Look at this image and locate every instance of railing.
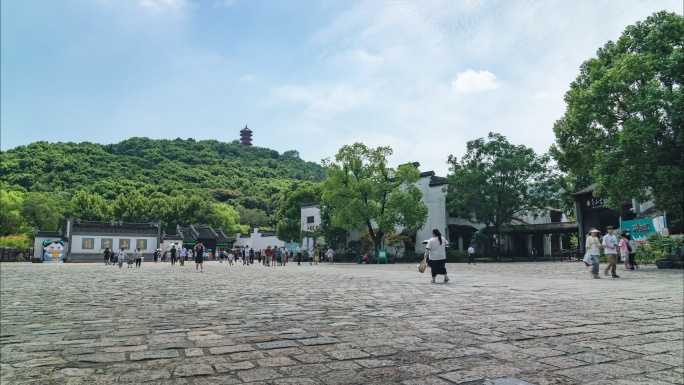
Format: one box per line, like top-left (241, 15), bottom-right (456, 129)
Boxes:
top-left (0, 247), bottom-right (32, 262)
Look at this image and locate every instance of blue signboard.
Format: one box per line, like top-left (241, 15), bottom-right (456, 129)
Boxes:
top-left (284, 243), bottom-right (300, 253)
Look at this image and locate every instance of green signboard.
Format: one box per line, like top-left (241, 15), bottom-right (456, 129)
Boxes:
top-left (621, 216), bottom-right (666, 241)
top-left (377, 248), bottom-right (388, 264)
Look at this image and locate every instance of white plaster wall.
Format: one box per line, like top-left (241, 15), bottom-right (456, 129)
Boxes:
top-left (233, 229), bottom-right (285, 251)
top-left (70, 235), bottom-right (157, 254)
top-left (416, 182), bottom-right (449, 248)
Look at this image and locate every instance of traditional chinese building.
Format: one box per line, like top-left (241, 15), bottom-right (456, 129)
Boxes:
top-left (162, 224), bottom-right (235, 254)
top-left (240, 125), bottom-right (253, 146)
top-left (63, 215), bottom-right (162, 262)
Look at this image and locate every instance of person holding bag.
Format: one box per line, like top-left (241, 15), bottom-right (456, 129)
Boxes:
top-left (585, 228), bottom-right (603, 279)
top-left (424, 229), bottom-right (449, 284)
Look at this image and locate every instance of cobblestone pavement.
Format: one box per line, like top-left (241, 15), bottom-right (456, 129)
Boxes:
top-left (1, 261), bottom-right (682, 385)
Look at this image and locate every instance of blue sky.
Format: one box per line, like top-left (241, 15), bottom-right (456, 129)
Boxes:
top-left (2, 0), bottom-right (679, 175)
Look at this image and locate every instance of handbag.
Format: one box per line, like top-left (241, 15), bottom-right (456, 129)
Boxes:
top-left (582, 253), bottom-right (593, 266)
top-left (418, 259), bottom-right (427, 273)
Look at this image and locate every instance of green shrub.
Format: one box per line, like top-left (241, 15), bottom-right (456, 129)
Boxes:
top-left (636, 233), bottom-right (684, 264)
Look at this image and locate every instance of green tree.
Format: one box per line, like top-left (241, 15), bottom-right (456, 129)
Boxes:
top-left (0, 190), bottom-right (27, 235)
top-left (446, 133), bottom-right (558, 260)
top-left (316, 203), bottom-right (348, 249)
top-left (551, 11), bottom-right (684, 227)
top-left (71, 191), bottom-right (112, 221)
top-left (321, 143), bottom-right (428, 253)
top-left (275, 182), bottom-right (322, 242)
top-left (21, 193), bottom-right (64, 231)
top-left (208, 203), bottom-right (245, 234)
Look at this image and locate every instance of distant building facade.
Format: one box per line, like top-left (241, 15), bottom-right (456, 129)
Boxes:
top-left (162, 224), bottom-right (235, 254)
top-left (300, 163), bottom-right (575, 257)
top-left (233, 228), bottom-right (285, 252)
top-left (63, 216), bottom-right (162, 262)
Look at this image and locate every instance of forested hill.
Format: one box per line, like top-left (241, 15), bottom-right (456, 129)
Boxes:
top-left (0, 137), bottom-right (325, 235)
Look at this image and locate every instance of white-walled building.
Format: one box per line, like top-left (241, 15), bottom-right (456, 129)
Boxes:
top-left (63, 216), bottom-right (162, 262)
top-left (233, 228), bottom-right (285, 252)
top-left (300, 163), bottom-right (576, 257)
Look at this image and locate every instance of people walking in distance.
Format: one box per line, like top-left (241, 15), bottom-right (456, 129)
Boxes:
top-left (626, 231), bottom-right (639, 270)
top-left (532, 247), bottom-right (538, 262)
top-left (296, 245), bottom-right (303, 265)
top-left (264, 246), bottom-right (271, 266)
top-left (153, 249), bottom-right (159, 263)
top-left (187, 248), bottom-right (194, 263)
top-left (619, 231), bottom-right (630, 271)
top-left (603, 226), bottom-right (619, 278)
top-left (272, 246), bottom-right (278, 266)
top-left (425, 229), bottom-right (449, 284)
top-left (309, 247), bottom-right (315, 265)
top-left (134, 248), bottom-right (143, 268)
top-left (228, 250), bottom-right (235, 266)
top-left (127, 252), bottom-right (135, 268)
top-left (103, 247), bottom-right (110, 265)
top-left (117, 247), bottom-right (126, 268)
top-left (314, 247), bottom-right (320, 265)
top-left (195, 243), bottom-right (205, 273)
top-left (327, 247), bottom-right (334, 265)
top-left (170, 245), bottom-right (178, 266)
top-left (586, 228), bottom-right (603, 279)
top-left (248, 247), bottom-right (255, 265)
top-left (467, 245), bottom-right (475, 265)
top-left (276, 246), bottom-right (283, 266)
top-left (312, 246), bottom-right (319, 265)
top-left (179, 247), bottom-right (186, 266)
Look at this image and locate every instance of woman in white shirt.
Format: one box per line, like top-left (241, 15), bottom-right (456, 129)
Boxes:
top-left (424, 229), bottom-right (449, 284)
top-left (585, 228), bottom-right (603, 279)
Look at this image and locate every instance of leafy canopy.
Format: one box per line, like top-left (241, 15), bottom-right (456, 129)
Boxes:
top-left (551, 11), bottom-right (684, 224)
top-left (446, 133), bottom-right (558, 237)
top-left (321, 143), bottom-right (427, 250)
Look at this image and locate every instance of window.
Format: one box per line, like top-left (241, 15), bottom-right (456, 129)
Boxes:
top-left (307, 216), bottom-right (315, 224)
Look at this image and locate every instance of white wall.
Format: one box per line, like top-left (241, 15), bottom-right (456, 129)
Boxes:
top-left (233, 228), bottom-right (285, 252)
top-left (414, 178), bottom-right (449, 250)
top-left (70, 235), bottom-right (157, 255)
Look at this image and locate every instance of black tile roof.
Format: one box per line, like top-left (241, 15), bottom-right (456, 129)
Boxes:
top-left (34, 230), bottom-right (63, 238)
top-left (639, 207), bottom-right (663, 218)
top-left (429, 175), bottom-right (447, 187)
top-left (192, 225), bottom-right (218, 239)
top-left (572, 184), bottom-right (596, 196)
top-left (499, 222), bottom-right (579, 234)
top-left (71, 220), bottom-right (159, 235)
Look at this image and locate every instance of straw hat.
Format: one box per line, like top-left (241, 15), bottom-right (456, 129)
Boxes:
top-left (589, 228), bottom-right (600, 234)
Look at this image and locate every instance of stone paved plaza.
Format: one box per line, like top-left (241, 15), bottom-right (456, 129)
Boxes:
top-left (1, 261), bottom-right (682, 385)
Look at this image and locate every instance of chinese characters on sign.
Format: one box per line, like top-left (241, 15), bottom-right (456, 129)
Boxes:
top-left (119, 239), bottom-right (130, 250)
top-left (101, 238), bottom-right (113, 250)
top-left (136, 239), bottom-right (147, 250)
top-left (585, 198), bottom-right (604, 209)
top-left (82, 238), bottom-right (94, 249)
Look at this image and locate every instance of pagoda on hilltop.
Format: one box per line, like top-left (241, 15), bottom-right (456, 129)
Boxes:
top-left (240, 125), bottom-right (253, 147)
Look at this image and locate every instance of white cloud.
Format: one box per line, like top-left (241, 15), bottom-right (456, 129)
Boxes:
top-left (451, 69), bottom-right (500, 94)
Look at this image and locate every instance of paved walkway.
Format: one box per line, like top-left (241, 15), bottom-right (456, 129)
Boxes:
top-left (1, 261), bottom-right (682, 385)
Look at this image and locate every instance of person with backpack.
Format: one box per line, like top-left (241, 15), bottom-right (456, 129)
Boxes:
top-left (620, 230), bottom-right (639, 270)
